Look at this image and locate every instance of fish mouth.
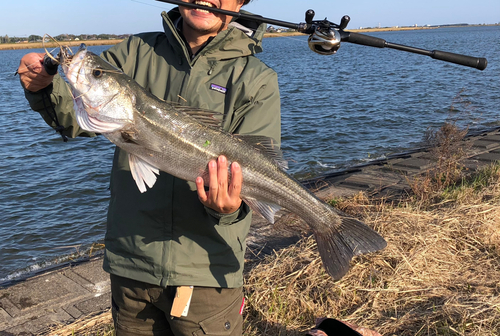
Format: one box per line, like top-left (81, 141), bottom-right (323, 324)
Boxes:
top-left (62, 46), bottom-right (87, 90)
top-left (60, 44), bottom-right (86, 75)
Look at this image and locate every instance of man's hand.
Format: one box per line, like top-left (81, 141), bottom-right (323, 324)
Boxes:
top-left (18, 53), bottom-right (54, 92)
top-left (196, 155), bottom-right (243, 214)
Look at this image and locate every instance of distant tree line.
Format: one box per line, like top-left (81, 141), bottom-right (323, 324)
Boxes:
top-left (265, 26), bottom-right (297, 33)
top-left (0, 34), bottom-right (131, 44)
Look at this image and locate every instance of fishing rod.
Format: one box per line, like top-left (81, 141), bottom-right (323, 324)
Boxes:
top-left (156, 0), bottom-right (488, 70)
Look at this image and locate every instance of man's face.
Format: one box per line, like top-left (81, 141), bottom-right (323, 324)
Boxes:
top-left (179, 0), bottom-right (243, 37)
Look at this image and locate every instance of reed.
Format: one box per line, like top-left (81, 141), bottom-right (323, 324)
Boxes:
top-left (50, 164), bottom-right (500, 335)
top-left (243, 165), bottom-right (500, 335)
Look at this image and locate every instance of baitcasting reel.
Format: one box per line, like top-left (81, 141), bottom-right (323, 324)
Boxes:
top-left (155, 0), bottom-right (488, 70)
top-left (304, 10), bottom-right (349, 55)
top-left (308, 28), bottom-right (341, 55)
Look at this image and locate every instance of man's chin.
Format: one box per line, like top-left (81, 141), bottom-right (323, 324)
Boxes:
top-left (185, 18), bottom-right (225, 35)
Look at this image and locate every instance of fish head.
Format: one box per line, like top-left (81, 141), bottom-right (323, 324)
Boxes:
top-left (61, 44), bottom-right (135, 134)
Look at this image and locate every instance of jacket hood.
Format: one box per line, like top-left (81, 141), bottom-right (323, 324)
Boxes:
top-left (161, 8), bottom-right (266, 61)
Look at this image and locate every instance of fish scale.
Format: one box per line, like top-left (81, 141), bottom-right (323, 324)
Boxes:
top-left (61, 45), bottom-right (387, 280)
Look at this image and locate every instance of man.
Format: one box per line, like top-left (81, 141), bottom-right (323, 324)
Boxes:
top-left (18, 0), bottom-right (281, 335)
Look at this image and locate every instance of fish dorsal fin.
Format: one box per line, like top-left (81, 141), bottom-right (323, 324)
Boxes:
top-left (243, 197), bottom-right (281, 224)
top-left (167, 102), bottom-right (225, 130)
top-left (128, 153), bottom-right (160, 193)
top-left (235, 135), bottom-right (288, 171)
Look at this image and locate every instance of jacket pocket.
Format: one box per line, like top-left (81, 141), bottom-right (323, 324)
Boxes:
top-left (195, 293), bottom-right (244, 336)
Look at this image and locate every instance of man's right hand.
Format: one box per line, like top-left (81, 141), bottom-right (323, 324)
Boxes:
top-left (18, 53), bottom-right (55, 92)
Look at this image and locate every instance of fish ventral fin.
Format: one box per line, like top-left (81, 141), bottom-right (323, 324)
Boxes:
top-left (234, 134), bottom-right (288, 170)
top-left (169, 103), bottom-right (225, 130)
top-left (242, 197), bottom-right (281, 224)
top-left (128, 153), bottom-right (160, 193)
top-left (314, 213), bottom-right (387, 281)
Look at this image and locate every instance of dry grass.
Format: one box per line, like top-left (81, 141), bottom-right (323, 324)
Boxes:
top-left (409, 122), bottom-right (470, 205)
top-left (409, 90), bottom-right (478, 206)
top-left (0, 26), bottom-right (437, 51)
top-left (244, 168), bottom-right (500, 336)
top-left (48, 312), bottom-right (114, 336)
top-left (0, 40), bottom-right (123, 51)
top-left (52, 168), bottom-right (500, 336)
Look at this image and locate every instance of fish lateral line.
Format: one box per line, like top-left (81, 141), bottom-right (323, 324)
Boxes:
top-left (61, 47), bottom-right (387, 281)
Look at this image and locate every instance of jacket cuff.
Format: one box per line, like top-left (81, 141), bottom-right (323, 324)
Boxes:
top-left (205, 202), bottom-right (249, 225)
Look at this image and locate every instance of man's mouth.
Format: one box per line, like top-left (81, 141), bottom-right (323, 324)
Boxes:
top-left (193, 0), bottom-right (216, 13)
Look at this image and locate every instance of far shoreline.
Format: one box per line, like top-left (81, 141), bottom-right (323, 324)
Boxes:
top-left (0, 39), bottom-right (123, 51)
top-left (0, 24), bottom-right (496, 51)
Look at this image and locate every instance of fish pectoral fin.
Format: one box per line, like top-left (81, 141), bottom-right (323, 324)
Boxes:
top-left (242, 197), bottom-right (281, 224)
top-left (128, 153), bottom-right (160, 193)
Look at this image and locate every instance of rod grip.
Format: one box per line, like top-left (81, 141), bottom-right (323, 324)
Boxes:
top-left (343, 32), bottom-right (387, 48)
top-left (431, 50), bottom-right (487, 70)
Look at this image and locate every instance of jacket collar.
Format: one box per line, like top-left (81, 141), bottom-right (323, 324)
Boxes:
top-left (161, 8), bottom-right (266, 62)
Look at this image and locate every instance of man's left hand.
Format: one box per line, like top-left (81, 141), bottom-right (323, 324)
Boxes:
top-left (196, 155), bottom-right (243, 214)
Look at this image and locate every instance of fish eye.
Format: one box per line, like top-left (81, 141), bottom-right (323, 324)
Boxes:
top-left (92, 69), bottom-right (104, 78)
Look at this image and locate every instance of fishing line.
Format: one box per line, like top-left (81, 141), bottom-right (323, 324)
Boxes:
top-left (41, 88), bottom-right (68, 142)
top-left (276, 35), bottom-right (308, 44)
top-left (131, 0), bottom-right (170, 10)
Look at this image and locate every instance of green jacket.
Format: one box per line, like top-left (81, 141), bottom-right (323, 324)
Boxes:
top-left (24, 9), bottom-right (281, 288)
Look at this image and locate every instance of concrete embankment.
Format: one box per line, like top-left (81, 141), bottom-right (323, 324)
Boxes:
top-left (2, 126), bottom-right (500, 335)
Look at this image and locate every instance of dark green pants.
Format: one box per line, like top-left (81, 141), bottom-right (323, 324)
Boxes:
top-left (110, 274), bottom-right (244, 336)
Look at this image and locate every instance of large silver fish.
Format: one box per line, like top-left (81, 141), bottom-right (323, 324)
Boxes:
top-left (60, 45), bottom-right (386, 280)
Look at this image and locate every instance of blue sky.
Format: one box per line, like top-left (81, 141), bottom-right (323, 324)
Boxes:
top-left (2, 0), bottom-right (499, 37)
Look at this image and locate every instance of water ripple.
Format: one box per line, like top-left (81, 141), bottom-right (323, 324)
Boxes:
top-left (1, 27), bottom-right (499, 279)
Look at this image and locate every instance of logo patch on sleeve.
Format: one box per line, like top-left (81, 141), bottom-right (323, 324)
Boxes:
top-left (210, 83), bottom-right (227, 94)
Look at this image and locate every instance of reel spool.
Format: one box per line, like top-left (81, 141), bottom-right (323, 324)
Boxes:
top-left (308, 27), bottom-right (341, 55)
top-left (305, 11), bottom-right (347, 55)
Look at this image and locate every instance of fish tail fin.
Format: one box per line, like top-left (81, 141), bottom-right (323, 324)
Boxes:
top-left (313, 215), bottom-right (387, 280)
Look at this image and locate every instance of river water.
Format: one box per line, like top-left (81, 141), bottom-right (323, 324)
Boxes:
top-left (0, 26), bottom-right (499, 281)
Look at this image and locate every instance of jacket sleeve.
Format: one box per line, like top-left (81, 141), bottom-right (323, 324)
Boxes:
top-left (23, 39), bottom-right (134, 139)
top-left (23, 75), bottom-right (96, 138)
top-left (228, 67), bottom-right (281, 146)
